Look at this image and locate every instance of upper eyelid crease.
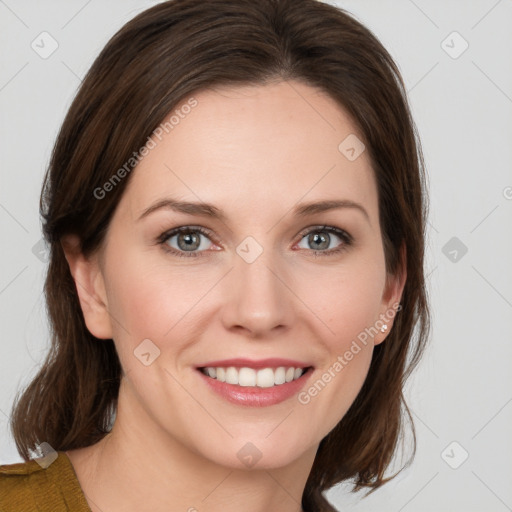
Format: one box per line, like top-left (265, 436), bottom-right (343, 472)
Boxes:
top-left (160, 225), bottom-right (351, 240)
top-left (159, 225), bottom-right (353, 257)
top-left (138, 198), bottom-right (370, 225)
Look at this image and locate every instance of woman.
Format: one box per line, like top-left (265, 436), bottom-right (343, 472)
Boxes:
top-left (0, 0), bottom-right (430, 511)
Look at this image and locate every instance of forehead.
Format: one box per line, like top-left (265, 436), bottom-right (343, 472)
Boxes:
top-left (120, 80), bottom-right (378, 223)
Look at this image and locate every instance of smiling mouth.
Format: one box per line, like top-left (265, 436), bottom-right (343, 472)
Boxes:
top-left (198, 366), bottom-right (313, 388)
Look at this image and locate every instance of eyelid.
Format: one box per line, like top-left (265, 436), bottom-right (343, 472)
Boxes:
top-left (157, 224), bottom-right (353, 257)
top-left (296, 224), bottom-right (353, 243)
top-left (156, 225), bottom-right (222, 254)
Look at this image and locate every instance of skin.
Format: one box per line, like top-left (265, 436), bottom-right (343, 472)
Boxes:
top-left (63, 79), bottom-right (405, 512)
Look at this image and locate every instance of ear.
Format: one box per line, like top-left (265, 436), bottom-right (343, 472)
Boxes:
top-left (61, 234), bottom-right (113, 340)
top-left (374, 242), bottom-right (407, 345)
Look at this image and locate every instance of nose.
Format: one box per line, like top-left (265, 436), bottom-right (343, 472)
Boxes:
top-left (220, 246), bottom-right (294, 338)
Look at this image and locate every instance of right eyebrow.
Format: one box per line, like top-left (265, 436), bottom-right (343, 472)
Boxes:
top-left (138, 198), bottom-right (227, 223)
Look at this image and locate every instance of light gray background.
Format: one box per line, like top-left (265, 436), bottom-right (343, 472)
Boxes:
top-left (1, 1), bottom-right (511, 511)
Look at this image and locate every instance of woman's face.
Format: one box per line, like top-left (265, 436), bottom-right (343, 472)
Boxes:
top-left (73, 80), bottom-right (404, 470)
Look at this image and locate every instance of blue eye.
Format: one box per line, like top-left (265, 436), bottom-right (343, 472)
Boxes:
top-left (157, 225), bottom-right (353, 258)
top-left (296, 226), bottom-right (353, 256)
top-left (158, 226), bottom-right (214, 257)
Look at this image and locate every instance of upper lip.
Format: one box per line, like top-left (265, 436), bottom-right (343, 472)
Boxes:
top-left (196, 358), bottom-right (313, 370)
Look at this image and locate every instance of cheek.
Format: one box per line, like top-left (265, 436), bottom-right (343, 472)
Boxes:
top-left (292, 256), bottom-right (384, 423)
top-left (107, 268), bottom-right (165, 335)
top-left (297, 279), bottom-right (379, 435)
top-left (296, 255), bottom-right (386, 344)
top-left (103, 250), bottom-right (214, 363)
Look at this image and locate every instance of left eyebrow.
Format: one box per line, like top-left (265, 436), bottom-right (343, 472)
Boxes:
top-left (137, 198), bottom-right (370, 224)
top-left (293, 199), bottom-right (370, 224)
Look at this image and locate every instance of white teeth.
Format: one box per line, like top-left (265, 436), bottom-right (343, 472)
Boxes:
top-left (201, 365), bottom-right (307, 387)
top-left (238, 367), bottom-right (256, 387)
top-left (274, 367), bottom-right (286, 385)
top-left (225, 367), bottom-right (239, 385)
top-left (256, 368), bottom-right (275, 388)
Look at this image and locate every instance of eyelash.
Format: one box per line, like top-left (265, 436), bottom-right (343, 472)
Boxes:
top-left (156, 225), bottom-right (353, 259)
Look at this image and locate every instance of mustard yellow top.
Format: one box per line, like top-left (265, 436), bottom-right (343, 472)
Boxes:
top-left (0, 451), bottom-right (91, 511)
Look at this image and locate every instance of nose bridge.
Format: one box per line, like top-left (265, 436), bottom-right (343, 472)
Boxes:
top-left (222, 236), bottom-right (292, 335)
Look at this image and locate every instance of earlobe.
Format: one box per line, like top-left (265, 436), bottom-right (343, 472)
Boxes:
top-left (61, 235), bottom-right (113, 340)
top-left (374, 242), bottom-right (407, 345)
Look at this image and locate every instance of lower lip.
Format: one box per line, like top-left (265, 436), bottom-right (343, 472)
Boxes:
top-left (197, 367), bottom-right (314, 407)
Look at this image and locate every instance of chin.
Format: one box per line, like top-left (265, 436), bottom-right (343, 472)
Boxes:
top-left (195, 431), bottom-right (315, 471)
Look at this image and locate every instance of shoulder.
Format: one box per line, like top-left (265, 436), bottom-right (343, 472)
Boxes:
top-left (0, 451), bottom-right (91, 511)
top-left (0, 457), bottom-right (44, 510)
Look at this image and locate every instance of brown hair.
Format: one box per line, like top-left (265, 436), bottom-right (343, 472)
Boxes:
top-left (10, 1), bottom-right (430, 510)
